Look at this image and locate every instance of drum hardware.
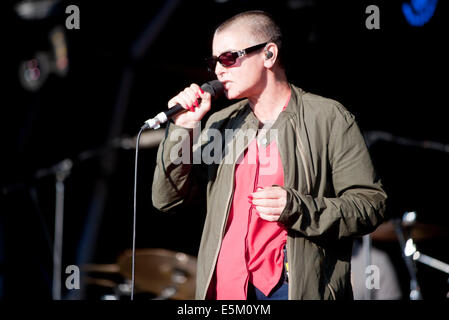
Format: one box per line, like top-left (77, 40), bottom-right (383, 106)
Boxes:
top-left (83, 248), bottom-right (197, 300)
top-left (117, 248), bottom-right (197, 300)
top-left (391, 211), bottom-right (449, 299)
top-left (392, 212), bottom-right (422, 300)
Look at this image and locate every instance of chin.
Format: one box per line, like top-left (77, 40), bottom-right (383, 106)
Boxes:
top-left (225, 88), bottom-right (245, 100)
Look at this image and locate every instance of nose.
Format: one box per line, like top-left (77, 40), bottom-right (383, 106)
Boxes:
top-left (215, 62), bottom-right (226, 77)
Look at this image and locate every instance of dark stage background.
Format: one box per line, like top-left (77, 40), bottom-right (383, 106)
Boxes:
top-left (1, 0), bottom-right (448, 300)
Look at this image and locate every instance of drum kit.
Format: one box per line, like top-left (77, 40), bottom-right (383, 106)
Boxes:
top-left (82, 248), bottom-right (197, 300)
top-left (81, 211), bottom-right (449, 300)
top-left (80, 210), bottom-right (449, 300)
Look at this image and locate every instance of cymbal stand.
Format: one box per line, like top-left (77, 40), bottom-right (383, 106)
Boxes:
top-left (404, 238), bottom-right (449, 298)
top-left (393, 217), bottom-right (422, 300)
top-left (395, 210), bottom-right (449, 298)
top-left (411, 251), bottom-right (449, 275)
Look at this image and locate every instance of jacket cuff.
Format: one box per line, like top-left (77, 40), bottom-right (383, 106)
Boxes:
top-left (278, 186), bottom-right (303, 228)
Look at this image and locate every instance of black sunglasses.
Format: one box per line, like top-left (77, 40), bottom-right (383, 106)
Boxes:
top-left (206, 42), bottom-right (268, 72)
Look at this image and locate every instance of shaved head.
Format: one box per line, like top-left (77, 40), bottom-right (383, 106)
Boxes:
top-left (214, 10), bottom-right (284, 67)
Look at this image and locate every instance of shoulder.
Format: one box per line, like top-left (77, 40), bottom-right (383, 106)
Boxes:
top-left (291, 84), bottom-right (355, 126)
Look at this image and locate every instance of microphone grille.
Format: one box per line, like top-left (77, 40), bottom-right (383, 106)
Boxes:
top-left (201, 80), bottom-right (224, 100)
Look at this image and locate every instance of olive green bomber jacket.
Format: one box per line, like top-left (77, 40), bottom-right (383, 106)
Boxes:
top-left (151, 84), bottom-right (387, 300)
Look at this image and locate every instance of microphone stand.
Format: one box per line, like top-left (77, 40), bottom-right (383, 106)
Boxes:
top-left (1, 137), bottom-right (130, 300)
top-left (1, 130), bottom-right (164, 299)
top-left (35, 159), bottom-right (73, 300)
top-left (38, 138), bottom-right (133, 300)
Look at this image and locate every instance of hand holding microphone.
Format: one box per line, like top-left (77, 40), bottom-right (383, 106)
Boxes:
top-left (168, 83), bottom-right (212, 129)
top-left (143, 80), bottom-right (224, 130)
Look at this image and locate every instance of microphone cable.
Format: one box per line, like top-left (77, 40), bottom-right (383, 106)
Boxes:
top-left (131, 125), bottom-right (147, 300)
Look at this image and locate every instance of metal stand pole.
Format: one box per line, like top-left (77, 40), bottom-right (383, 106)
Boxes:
top-left (400, 235), bottom-right (449, 299)
top-left (412, 251), bottom-right (449, 275)
top-left (51, 160), bottom-right (72, 300)
top-left (408, 243), bottom-right (449, 299)
top-left (362, 234), bottom-right (372, 300)
top-left (393, 217), bottom-right (422, 300)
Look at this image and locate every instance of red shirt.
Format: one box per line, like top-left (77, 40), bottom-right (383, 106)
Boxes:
top-left (213, 118), bottom-right (288, 299)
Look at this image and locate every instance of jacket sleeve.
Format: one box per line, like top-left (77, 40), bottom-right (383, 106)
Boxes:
top-left (278, 107), bottom-right (387, 240)
top-left (151, 121), bottom-right (202, 212)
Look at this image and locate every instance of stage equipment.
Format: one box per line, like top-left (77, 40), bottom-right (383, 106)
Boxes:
top-left (118, 248), bottom-right (196, 300)
top-left (81, 248), bottom-right (197, 300)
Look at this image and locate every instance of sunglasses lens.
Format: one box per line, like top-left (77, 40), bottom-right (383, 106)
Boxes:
top-left (219, 52), bottom-right (236, 67)
top-left (206, 52), bottom-right (238, 71)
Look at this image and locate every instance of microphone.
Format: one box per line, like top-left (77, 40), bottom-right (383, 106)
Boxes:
top-left (142, 80), bottom-right (224, 130)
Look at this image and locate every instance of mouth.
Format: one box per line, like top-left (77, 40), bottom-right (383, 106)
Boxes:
top-left (220, 81), bottom-right (231, 90)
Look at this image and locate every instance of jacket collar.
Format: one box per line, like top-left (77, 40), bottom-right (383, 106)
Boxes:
top-left (240, 83), bottom-right (303, 128)
top-left (282, 83), bottom-right (304, 116)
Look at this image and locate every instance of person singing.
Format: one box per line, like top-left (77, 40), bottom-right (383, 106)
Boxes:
top-left (152, 10), bottom-right (387, 300)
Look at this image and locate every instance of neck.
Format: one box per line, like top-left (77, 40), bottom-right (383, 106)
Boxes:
top-left (248, 72), bottom-right (291, 123)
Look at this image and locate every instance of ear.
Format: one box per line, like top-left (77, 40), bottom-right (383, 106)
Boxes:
top-left (263, 43), bottom-right (278, 69)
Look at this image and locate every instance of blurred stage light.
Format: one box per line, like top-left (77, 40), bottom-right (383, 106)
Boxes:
top-left (50, 27), bottom-right (69, 76)
top-left (18, 26), bottom-right (69, 91)
top-left (402, 0), bottom-right (438, 26)
top-left (15, 0), bottom-right (61, 20)
top-left (19, 52), bottom-right (50, 91)
top-left (286, 0), bottom-right (317, 10)
top-left (15, 0), bottom-right (69, 91)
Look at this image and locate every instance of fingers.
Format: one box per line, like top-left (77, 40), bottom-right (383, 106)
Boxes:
top-left (168, 94), bottom-right (191, 111)
top-left (168, 84), bottom-right (210, 112)
top-left (250, 197), bottom-right (285, 208)
top-left (251, 202), bottom-right (283, 222)
top-left (167, 83), bottom-right (213, 128)
top-left (258, 212), bottom-right (280, 222)
top-left (251, 186), bottom-right (285, 199)
top-left (248, 186), bottom-right (287, 222)
top-left (168, 87), bottom-right (196, 111)
top-left (197, 86), bottom-right (211, 110)
top-left (184, 85), bottom-right (199, 111)
top-left (254, 205), bottom-right (281, 214)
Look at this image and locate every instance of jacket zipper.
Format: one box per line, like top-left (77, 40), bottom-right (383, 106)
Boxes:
top-left (286, 239), bottom-right (291, 299)
top-left (245, 137), bottom-right (261, 291)
top-left (202, 131), bottom-right (255, 299)
top-left (202, 167), bottom-right (236, 299)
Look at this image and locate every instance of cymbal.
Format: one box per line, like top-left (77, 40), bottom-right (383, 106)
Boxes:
top-left (81, 263), bottom-right (120, 274)
top-left (85, 277), bottom-right (118, 288)
top-left (371, 220), bottom-right (449, 242)
top-left (117, 248), bottom-right (197, 300)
